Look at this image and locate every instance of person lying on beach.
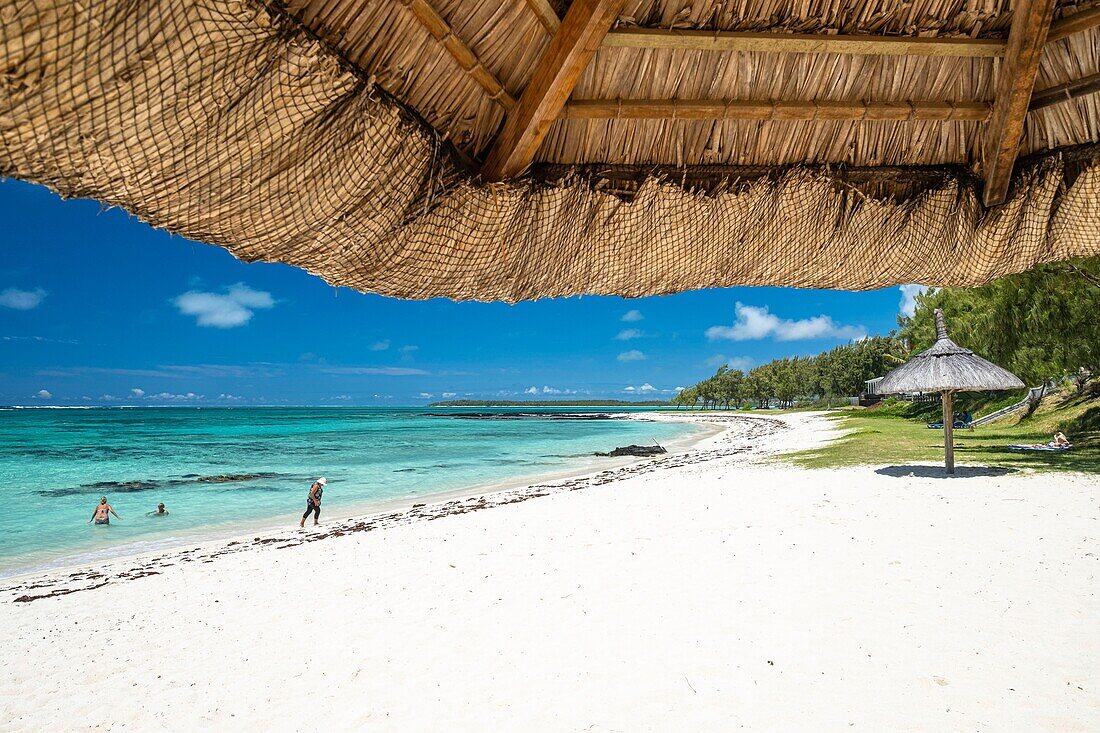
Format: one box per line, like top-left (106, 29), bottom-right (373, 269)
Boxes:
top-left (88, 496), bottom-right (121, 525)
top-left (1054, 432), bottom-right (1070, 447)
top-left (146, 503), bottom-right (169, 517)
top-left (299, 477), bottom-right (326, 528)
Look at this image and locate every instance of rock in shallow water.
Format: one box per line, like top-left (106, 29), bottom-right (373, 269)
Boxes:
top-left (595, 444), bottom-right (667, 458)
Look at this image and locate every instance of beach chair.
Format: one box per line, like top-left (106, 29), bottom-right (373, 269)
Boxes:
top-left (927, 412), bottom-right (973, 430)
top-left (1007, 443), bottom-right (1073, 452)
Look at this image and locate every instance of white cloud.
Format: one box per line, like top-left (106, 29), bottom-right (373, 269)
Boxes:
top-left (218, 393), bottom-right (244, 401)
top-left (898, 284), bottom-right (928, 318)
top-left (36, 363), bottom-right (281, 379)
top-left (147, 391), bottom-right (203, 401)
top-left (674, 386), bottom-right (685, 392)
top-left (322, 367), bottom-right (429, 376)
top-left (3, 335), bottom-right (76, 344)
top-left (330, 394), bottom-right (352, 401)
top-left (0, 288), bottom-right (47, 310)
top-left (621, 309), bottom-right (643, 322)
top-left (173, 283), bottom-right (274, 328)
top-left (34, 389), bottom-right (51, 399)
top-left (418, 392), bottom-right (433, 399)
top-left (399, 345), bottom-right (419, 354)
top-left (442, 392), bottom-right (457, 398)
top-left (130, 388), bottom-right (145, 398)
top-left (617, 349), bottom-right (646, 362)
top-left (705, 354), bottom-right (754, 370)
top-left (623, 385), bottom-right (636, 392)
top-left (615, 328), bottom-right (644, 341)
top-left (706, 302), bottom-right (865, 342)
top-left (639, 383), bottom-right (657, 392)
top-left (525, 385), bottom-right (574, 395)
top-left (369, 340), bottom-right (390, 351)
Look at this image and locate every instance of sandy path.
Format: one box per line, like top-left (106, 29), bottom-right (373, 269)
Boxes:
top-left (1, 413), bottom-right (1097, 732)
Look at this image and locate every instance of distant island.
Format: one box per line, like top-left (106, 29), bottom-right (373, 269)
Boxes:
top-left (428, 399), bottom-right (671, 407)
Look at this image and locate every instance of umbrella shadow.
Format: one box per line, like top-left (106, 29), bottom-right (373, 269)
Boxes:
top-left (875, 464), bottom-right (1018, 479)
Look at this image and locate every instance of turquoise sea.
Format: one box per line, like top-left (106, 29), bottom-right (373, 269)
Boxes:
top-left (0, 406), bottom-right (698, 576)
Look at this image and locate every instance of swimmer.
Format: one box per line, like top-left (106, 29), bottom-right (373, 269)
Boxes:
top-left (88, 496), bottom-right (121, 525)
top-left (146, 503), bottom-right (169, 516)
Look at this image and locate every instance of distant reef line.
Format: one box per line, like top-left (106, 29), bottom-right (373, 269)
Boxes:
top-left (428, 400), bottom-right (671, 407)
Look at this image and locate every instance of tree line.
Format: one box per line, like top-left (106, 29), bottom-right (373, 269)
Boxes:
top-left (673, 336), bottom-right (904, 409)
top-left (675, 255), bottom-right (1098, 410)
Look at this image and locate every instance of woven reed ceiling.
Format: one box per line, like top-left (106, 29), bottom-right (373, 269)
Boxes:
top-left (289, 0), bottom-right (1100, 167)
top-left (2, 0), bottom-right (1099, 301)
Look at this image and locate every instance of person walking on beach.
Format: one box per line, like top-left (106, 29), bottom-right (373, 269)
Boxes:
top-left (89, 496), bottom-right (121, 525)
top-left (300, 477), bottom-right (326, 528)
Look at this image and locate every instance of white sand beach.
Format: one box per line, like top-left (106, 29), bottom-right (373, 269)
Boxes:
top-left (2, 412), bottom-right (1097, 732)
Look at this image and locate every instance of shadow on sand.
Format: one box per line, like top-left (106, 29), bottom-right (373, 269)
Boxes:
top-left (875, 464), bottom-right (1018, 479)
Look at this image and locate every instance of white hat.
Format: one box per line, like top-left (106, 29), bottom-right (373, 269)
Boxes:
top-left (317, 477), bottom-right (327, 485)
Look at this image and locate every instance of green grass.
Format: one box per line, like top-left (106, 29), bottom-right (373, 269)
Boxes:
top-left (786, 390), bottom-right (1100, 474)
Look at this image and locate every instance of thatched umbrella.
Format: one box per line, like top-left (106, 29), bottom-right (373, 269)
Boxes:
top-left (877, 309), bottom-right (1024, 474)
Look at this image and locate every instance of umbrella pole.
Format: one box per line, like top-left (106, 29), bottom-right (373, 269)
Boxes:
top-left (942, 390), bottom-right (955, 474)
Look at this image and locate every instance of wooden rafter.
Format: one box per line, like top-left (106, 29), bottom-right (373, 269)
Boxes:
top-left (532, 162), bottom-right (972, 197)
top-left (603, 19), bottom-right (1100, 53)
top-left (1047, 5), bottom-right (1100, 42)
top-left (601, 28), bottom-right (1005, 57)
top-left (481, 0), bottom-right (626, 181)
top-left (561, 99), bottom-right (992, 121)
top-left (525, 7), bottom-right (1097, 52)
top-left (1030, 72), bottom-right (1100, 111)
top-left (396, 0), bottom-right (516, 109)
top-left (981, 0), bottom-right (1058, 206)
top-left (522, 0), bottom-right (560, 35)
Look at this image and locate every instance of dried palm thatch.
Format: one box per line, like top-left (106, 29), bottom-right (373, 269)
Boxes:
top-left (1, 0), bottom-right (1099, 301)
top-left (878, 311), bottom-right (1025, 395)
top-left (877, 308), bottom-right (1023, 473)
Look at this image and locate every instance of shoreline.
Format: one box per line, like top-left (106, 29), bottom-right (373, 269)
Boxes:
top-left (0, 413), bottom-right (736, 591)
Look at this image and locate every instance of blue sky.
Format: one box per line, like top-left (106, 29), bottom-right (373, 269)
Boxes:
top-left (0, 179), bottom-right (920, 405)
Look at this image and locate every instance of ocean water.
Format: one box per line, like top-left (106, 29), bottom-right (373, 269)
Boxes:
top-left (0, 407), bottom-right (698, 575)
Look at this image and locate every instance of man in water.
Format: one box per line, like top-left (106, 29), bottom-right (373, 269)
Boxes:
top-left (299, 477), bottom-right (326, 528)
top-left (146, 503), bottom-right (169, 516)
top-left (88, 496), bottom-right (121, 525)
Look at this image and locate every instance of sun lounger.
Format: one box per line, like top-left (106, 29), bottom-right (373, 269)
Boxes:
top-left (1007, 443), bottom-right (1073, 452)
top-left (928, 414), bottom-right (973, 430)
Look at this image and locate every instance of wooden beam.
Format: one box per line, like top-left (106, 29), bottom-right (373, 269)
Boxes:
top-left (396, 0), bottom-right (516, 109)
top-left (602, 27), bottom-right (1005, 58)
top-left (1030, 71), bottom-right (1100, 111)
top-left (522, 0), bottom-right (560, 35)
top-left (562, 99), bottom-right (992, 121)
top-left (531, 162), bottom-right (974, 200)
top-left (942, 390), bottom-right (955, 474)
top-left (1046, 5), bottom-right (1100, 42)
top-left (481, 0), bottom-right (626, 181)
top-left (981, 0), bottom-right (1057, 206)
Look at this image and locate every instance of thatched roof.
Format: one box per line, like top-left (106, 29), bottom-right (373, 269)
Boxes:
top-left (878, 310), bottom-right (1025, 394)
top-left (2, 0), bottom-right (1100, 301)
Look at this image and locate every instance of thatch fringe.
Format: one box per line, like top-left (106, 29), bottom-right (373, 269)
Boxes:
top-left (2, 0), bottom-right (1099, 302)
